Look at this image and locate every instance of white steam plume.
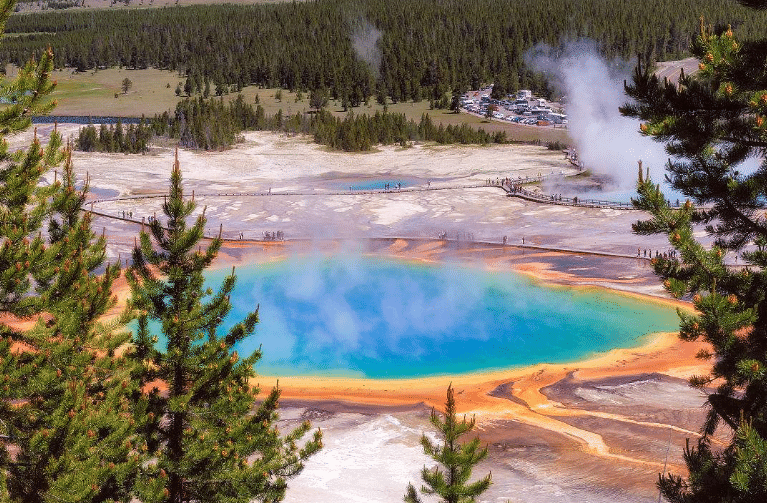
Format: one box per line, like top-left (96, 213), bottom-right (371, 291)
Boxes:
top-left (525, 41), bottom-right (669, 189)
top-left (351, 19), bottom-right (382, 76)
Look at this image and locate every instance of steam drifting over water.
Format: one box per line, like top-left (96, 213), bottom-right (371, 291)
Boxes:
top-left (198, 255), bottom-right (680, 378)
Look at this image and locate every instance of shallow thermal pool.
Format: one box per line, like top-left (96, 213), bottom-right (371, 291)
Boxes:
top-left (335, 179), bottom-right (414, 191)
top-left (198, 256), bottom-right (680, 378)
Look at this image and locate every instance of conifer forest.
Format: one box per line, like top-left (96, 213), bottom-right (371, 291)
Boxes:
top-left (2, 0), bottom-right (767, 103)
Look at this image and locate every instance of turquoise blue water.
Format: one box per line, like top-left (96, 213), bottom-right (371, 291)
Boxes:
top-left (193, 256), bottom-right (680, 379)
top-left (335, 180), bottom-right (413, 191)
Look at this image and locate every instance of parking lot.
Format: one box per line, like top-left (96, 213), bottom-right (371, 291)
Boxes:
top-left (460, 86), bottom-right (568, 129)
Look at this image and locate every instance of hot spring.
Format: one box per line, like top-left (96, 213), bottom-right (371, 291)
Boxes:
top-left (332, 179), bottom-right (415, 191)
top-left (195, 256), bottom-right (680, 378)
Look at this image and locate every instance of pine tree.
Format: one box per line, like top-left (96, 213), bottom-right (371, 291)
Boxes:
top-left (404, 384), bottom-right (491, 503)
top-left (114, 119), bottom-right (124, 151)
top-left (0, 2), bottom-right (145, 499)
top-left (450, 90), bottom-right (462, 114)
top-left (309, 88), bottom-right (328, 111)
top-left (622, 2), bottom-right (767, 500)
top-left (3, 146), bottom-right (145, 503)
top-left (127, 151), bottom-right (321, 503)
top-left (183, 76), bottom-right (192, 96)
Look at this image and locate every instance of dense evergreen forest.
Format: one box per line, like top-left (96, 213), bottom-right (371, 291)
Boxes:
top-left (160, 96), bottom-right (506, 151)
top-left (2, 0), bottom-right (767, 103)
top-left (14, 0), bottom-right (83, 9)
top-left (75, 118), bottom-right (152, 153)
top-left (76, 96), bottom-right (507, 152)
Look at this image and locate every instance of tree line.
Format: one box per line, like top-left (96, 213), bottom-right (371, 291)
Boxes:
top-left (2, 0), bottom-right (767, 104)
top-left (75, 95), bottom-right (508, 153)
top-left (75, 118), bottom-right (152, 153)
top-left (309, 108), bottom-right (508, 150)
top-left (14, 0), bottom-right (83, 10)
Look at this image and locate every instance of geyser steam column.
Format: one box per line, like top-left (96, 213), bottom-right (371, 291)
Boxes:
top-left (525, 41), bottom-right (668, 188)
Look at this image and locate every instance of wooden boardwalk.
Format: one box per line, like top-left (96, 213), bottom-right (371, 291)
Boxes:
top-left (86, 177), bottom-right (641, 214)
top-left (501, 185), bottom-right (636, 210)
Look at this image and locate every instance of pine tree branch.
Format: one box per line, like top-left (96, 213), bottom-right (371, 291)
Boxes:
top-left (720, 137), bottom-right (767, 147)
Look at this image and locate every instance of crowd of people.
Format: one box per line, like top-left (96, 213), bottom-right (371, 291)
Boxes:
top-left (639, 248), bottom-right (678, 260)
top-left (263, 230), bottom-right (284, 241)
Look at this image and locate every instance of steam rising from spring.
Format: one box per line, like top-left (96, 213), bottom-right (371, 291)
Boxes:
top-left (219, 255), bottom-right (681, 378)
top-left (351, 19), bottom-right (382, 76)
top-left (525, 41), bottom-right (669, 189)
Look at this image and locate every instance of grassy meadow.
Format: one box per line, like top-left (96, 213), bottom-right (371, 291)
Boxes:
top-left (6, 65), bottom-right (570, 144)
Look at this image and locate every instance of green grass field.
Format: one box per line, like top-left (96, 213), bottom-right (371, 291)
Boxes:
top-left (7, 65), bottom-right (570, 144)
top-left (45, 67), bottom-right (185, 116)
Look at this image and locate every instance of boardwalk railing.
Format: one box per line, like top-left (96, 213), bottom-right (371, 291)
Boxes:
top-left (505, 186), bottom-right (636, 210)
top-left (84, 183), bottom-right (492, 205)
top-left (86, 180), bottom-right (646, 213)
